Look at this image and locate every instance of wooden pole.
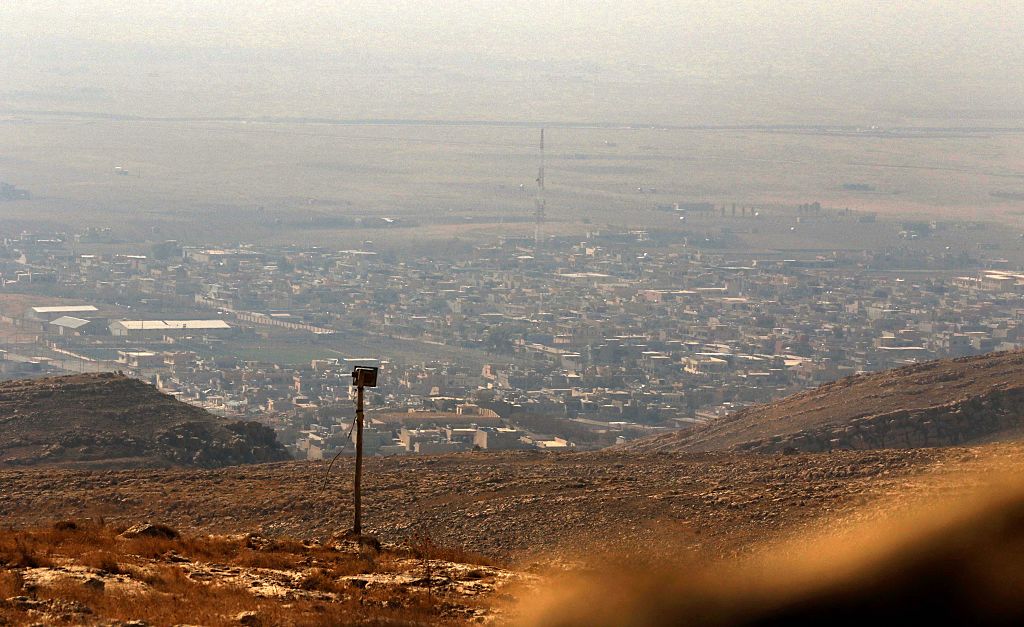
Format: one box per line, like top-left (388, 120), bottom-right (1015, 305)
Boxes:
top-left (353, 383), bottom-right (364, 536)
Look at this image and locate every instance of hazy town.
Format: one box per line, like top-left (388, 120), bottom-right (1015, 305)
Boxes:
top-left (6, 2), bottom-right (1024, 626)
top-left (2, 201), bottom-right (1023, 462)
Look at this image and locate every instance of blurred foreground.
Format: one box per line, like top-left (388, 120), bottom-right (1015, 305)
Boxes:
top-left (522, 456), bottom-right (1024, 626)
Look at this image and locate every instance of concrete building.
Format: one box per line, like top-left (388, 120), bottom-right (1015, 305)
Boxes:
top-left (109, 319), bottom-right (232, 337)
top-left (473, 427), bottom-right (526, 450)
top-left (49, 316), bottom-right (106, 336)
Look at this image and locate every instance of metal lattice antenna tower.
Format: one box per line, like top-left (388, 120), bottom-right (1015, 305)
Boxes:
top-left (534, 128), bottom-right (546, 250)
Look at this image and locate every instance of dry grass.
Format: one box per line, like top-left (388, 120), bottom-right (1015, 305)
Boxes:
top-left (234, 548), bottom-right (302, 570)
top-left (28, 577), bottom-right (345, 627)
top-left (1, 520), bottom-right (135, 569)
top-left (25, 575), bottom-right (464, 627)
top-left (0, 569), bottom-right (24, 596)
top-left (0, 521), bottom-right (481, 626)
top-left (297, 567), bottom-right (350, 595)
top-left (403, 533), bottom-right (505, 569)
top-left (77, 549), bottom-right (123, 574)
top-left (419, 544), bottom-right (503, 569)
top-left (0, 531), bottom-right (55, 568)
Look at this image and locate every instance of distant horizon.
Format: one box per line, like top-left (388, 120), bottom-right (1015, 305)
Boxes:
top-left (3, 2), bottom-right (1023, 126)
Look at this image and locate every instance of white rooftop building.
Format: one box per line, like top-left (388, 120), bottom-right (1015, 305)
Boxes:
top-left (109, 320), bottom-right (232, 337)
top-left (31, 305), bottom-right (99, 315)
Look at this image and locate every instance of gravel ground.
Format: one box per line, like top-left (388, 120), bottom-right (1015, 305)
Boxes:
top-left (4, 446), bottom-right (1019, 562)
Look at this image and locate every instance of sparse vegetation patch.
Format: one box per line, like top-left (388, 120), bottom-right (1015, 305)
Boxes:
top-left (0, 522), bottom-right (527, 625)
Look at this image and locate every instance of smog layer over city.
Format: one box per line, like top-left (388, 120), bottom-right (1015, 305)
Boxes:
top-left (5, 3), bottom-right (1024, 626)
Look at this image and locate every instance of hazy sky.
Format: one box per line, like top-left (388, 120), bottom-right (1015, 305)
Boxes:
top-left (5, 1), bottom-right (1020, 64)
top-left (3, 1), bottom-right (1023, 123)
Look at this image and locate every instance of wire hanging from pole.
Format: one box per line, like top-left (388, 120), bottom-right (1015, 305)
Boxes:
top-left (316, 407), bottom-right (358, 498)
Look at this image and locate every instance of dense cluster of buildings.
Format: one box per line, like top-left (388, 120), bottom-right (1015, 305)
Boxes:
top-left (2, 219), bottom-right (1023, 458)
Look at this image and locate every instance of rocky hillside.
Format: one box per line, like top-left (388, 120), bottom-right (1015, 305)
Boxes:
top-left (628, 350), bottom-right (1024, 454)
top-left (0, 447), bottom-right (992, 559)
top-left (4, 448), bottom-right (1024, 626)
top-left (0, 372), bottom-right (290, 468)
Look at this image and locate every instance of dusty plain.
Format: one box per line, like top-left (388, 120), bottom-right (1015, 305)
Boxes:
top-left (4, 113), bottom-right (1024, 250)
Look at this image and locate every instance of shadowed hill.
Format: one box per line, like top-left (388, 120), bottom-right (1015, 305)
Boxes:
top-left (0, 372), bottom-right (290, 468)
top-left (627, 350), bottom-right (1024, 454)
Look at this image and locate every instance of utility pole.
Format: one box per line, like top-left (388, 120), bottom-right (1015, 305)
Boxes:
top-left (351, 366), bottom-right (378, 536)
top-left (353, 382), bottom-right (364, 535)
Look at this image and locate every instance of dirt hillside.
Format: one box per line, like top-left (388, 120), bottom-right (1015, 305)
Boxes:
top-left (0, 372), bottom-right (290, 468)
top-left (1, 446), bottom-right (1011, 560)
top-left (627, 350), bottom-right (1024, 454)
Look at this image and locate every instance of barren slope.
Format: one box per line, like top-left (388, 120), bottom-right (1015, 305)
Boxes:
top-left (628, 350), bottom-right (1024, 454)
top-left (1, 446), bottom-right (1013, 560)
top-left (0, 372), bottom-right (290, 468)
top-left (4, 448), bottom-right (1024, 626)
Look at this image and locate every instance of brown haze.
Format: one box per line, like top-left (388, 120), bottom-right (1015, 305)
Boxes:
top-left (519, 455), bottom-right (1024, 626)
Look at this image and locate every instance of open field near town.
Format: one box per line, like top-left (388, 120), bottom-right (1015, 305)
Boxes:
top-left (4, 113), bottom-right (1024, 248)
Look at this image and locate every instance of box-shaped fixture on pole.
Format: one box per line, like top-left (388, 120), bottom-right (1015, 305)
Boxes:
top-left (352, 366), bottom-right (379, 388)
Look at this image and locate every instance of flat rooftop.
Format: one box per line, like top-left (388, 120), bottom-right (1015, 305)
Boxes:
top-left (31, 305), bottom-right (98, 314)
top-left (115, 320), bottom-right (231, 330)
